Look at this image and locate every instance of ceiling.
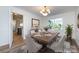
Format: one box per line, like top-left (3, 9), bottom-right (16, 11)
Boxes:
top-left (15, 6), bottom-right (78, 17)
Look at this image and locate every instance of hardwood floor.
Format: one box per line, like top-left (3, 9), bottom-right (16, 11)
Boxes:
top-left (12, 32), bottom-right (24, 47)
top-left (70, 39), bottom-right (79, 52)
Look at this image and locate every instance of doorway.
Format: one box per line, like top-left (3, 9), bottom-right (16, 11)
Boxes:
top-left (12, 12), bottom-right (24, 47)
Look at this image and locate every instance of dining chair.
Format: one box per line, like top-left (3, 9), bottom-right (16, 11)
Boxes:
top-left (63, 41), bottom-right (71, 53)
top-left (30, 30), bottom-right (35, 34)
top-left (48, 29), bottom-right (56, 33)
top-left (49, 35), bottom-right (66, 52)
top-left (26, 33), bottom-right (42, 53)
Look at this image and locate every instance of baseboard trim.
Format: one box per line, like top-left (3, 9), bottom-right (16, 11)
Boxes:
top-left (0, 44), bottom-right (9, 51)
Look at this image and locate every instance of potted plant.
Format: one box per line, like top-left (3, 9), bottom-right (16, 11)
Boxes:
top-left (65, 25), bottom-right (73, 42)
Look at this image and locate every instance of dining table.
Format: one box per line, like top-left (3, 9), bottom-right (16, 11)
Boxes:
top-left (31, 32), bottom-right (59, 53)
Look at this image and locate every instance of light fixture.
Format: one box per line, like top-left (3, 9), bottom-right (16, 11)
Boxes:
top-left (40, 6), bottom-right (50, 16)
top-left (20, 23), bottom-right (23, 27)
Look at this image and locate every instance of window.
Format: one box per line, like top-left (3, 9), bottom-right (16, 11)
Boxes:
top-left (48, 18), bottom-right (63, 30)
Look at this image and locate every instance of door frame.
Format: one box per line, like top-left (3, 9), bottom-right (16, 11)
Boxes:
top-left (9, 8), bottom-right (24, 48)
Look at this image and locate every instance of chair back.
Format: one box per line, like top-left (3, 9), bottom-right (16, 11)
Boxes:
top-left (50, 35), bottom-right (66, 52)
top-left (26, 33), bottom-right (42, 53)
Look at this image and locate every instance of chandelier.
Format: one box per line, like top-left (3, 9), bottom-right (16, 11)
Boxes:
top-left (40, 6), bottom-right (50, 16)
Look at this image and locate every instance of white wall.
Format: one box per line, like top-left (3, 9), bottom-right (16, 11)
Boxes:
top-left (0, 6), bottom-right (41, 47)
top-left (74, 7), bottom-right (79, 46)
top-left (10, 7), bottom-right (41, 47)
top-left (9, 7), bottom-right (79, 47)
top-left (40, 11), bottom-right (76, 39)
top-left (0, 7), bottom-right (10, 46)
top-left (40, 7), bottom-right (79, 46)
top-left (10, 7), bottom-right (41, 37)
top-left (0, 6), bottom-right (79, 47)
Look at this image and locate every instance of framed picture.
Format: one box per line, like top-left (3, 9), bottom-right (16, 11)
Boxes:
top-left (32, 18), bottom-right (40, 28)
top-left (77, 14), bottom-right (79, 28)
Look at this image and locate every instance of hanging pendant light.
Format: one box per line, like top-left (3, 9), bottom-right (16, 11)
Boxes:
top-left (40, 6), bottom-right (50, 16)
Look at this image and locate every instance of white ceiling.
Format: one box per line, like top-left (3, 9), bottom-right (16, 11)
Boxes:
top-left (15, 6), bottom-right (78, 17)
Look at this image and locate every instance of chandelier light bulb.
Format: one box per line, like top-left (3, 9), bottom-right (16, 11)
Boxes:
top-left (42, 13), bottom-right (48, 16)
top-left (40, 6), bottom-right (50, 16)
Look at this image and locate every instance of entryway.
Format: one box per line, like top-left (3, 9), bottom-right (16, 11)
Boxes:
top-left (12, 12), bottom-right (24, 47)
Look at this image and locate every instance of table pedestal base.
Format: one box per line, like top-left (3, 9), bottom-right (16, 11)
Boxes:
top-left (37, 45), bottom-right (55, 53)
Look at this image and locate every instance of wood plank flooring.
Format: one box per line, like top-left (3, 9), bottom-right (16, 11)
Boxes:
top-left (12, 32), bottom-right (24, 47)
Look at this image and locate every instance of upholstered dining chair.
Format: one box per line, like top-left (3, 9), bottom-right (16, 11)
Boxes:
top-left (49, 35), bottom-right (66, 52)
top-left (26, 33), bottom-right (42, 53)
top-left (63, 41), bottom-right (71, 53)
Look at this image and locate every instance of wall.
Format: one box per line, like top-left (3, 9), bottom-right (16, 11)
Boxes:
top-left (9, 7), bottom-right (79, 47)
top-left (0, 6), bottom-right (79, 47)
top-left (0, 7), bottom-right (10, 46)
top-left (75, 7), bottom-right (79, 46)
top-left (40, 11), bottom-right (76, 39)
top-left (0, 6), bottom-right (41, 47)
top-left (40, 7), bottom-right (79, 46)
top-left (10, 7), bottom-right (41, 47)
